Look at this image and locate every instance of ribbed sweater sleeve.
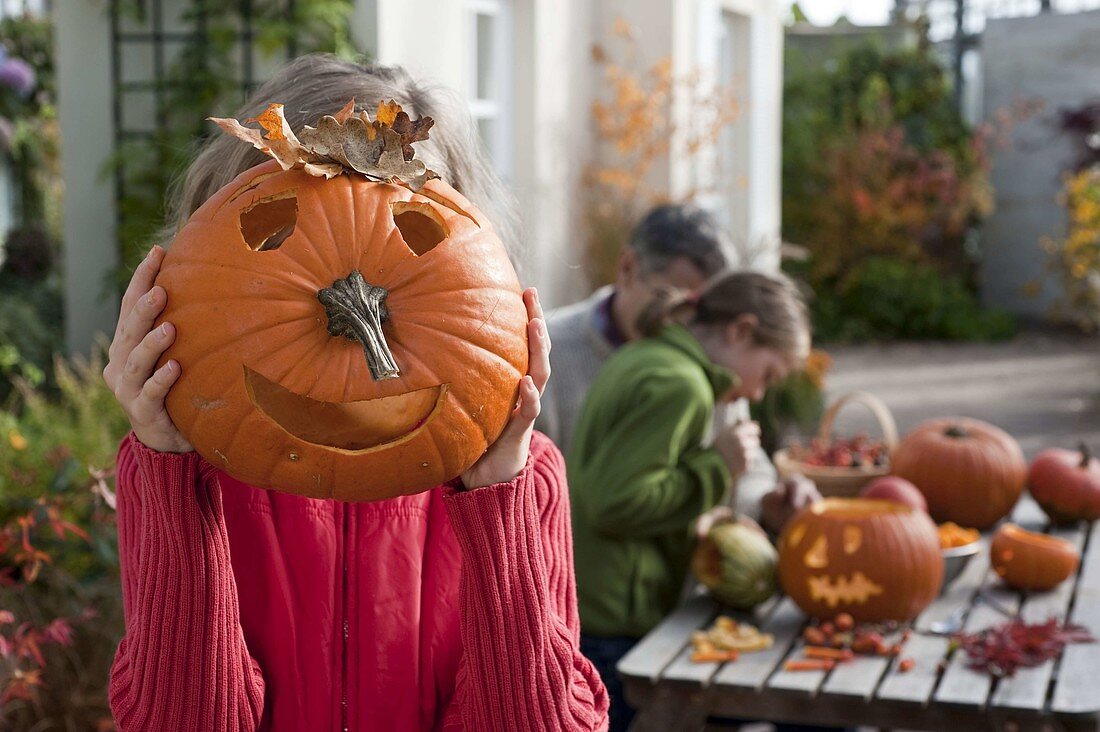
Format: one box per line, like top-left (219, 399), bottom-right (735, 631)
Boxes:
top-left (109, 432), bottom-right (266, 731)
top-left (441, 432), bottom-right (610, 731)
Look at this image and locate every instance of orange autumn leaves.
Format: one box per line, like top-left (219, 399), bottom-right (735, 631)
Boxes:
top-left (210, 99), bottom-right (438, 190)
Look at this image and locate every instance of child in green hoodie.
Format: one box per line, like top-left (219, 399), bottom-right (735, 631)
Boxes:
top-left (569, 269), bottom-right (812, 732)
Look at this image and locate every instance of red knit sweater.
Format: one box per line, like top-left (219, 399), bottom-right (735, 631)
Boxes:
top-left (109, 430), bottom-right (609, 731)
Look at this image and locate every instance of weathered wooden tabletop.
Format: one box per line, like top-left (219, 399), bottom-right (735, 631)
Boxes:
top-left (618, 498), bottom-right (1100, 732)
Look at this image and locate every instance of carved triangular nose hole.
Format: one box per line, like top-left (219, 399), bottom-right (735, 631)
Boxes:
top-left (391, 201), bottom-right (448, 256)
top-left (240, 191), bottom-right (298, 251)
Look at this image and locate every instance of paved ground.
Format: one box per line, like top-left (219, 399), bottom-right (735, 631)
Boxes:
top-left (819, 329), bottom-right (1100, 460)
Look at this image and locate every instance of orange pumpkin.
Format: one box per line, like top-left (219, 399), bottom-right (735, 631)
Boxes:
top-left (991, 524), bottom-right (1079, 591)
top-left (777, 498), bottom-right (943, 622)
top-left (1028, 444), bottom-right (1100, 523)
top-left (891, 418), bottom-right (1026, 529)
top-left (154, 159), bottom-right (527, 500)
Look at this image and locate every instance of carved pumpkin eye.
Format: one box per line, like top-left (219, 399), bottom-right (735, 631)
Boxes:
top-left (240, 191), bottom-right (298, 252)
top-left (392, 201), bottom-right (448, 256)
top-left (804, 535), bottom-right (829, 568)
top-left (844, 525), bottom-right (863, 554)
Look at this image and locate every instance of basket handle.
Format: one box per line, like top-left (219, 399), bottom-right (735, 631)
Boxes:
top-left (817, 391), bottom-right (899, 450)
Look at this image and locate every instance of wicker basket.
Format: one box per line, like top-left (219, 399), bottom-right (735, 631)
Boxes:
top-left (772, 391), bottom-right (899, 498)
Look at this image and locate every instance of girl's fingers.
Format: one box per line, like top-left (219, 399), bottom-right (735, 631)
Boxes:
top-left (499, 376), bottom-right (540, 444)
top-left (132, 360), bottom-right (181, 423)
top-left (523, 287), bottom-right (544, 324)
top-left (117, 246), bottom-right (165, 334)
top-left (117, 322), bottom-right (175, 401)
top-left (527, 317), bottom-right (551, 395)
top-left (109, 285), bottom-right (167, 370)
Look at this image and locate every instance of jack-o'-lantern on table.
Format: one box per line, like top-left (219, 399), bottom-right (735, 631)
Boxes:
top-left (778, 498), bottom-right (944, 622)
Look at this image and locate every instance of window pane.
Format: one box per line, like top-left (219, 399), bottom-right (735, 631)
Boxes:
top-left (476, 12), bottom-right (495, 100)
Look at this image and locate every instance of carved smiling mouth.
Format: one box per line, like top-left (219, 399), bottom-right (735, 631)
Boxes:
top-left (244, 366), bottom-right (446, 451)
top-left (808, 572), bottom-right (884, 608)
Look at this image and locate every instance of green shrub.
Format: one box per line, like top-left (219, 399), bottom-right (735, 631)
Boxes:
top-left (805, 257), bottom-right (1016, 343)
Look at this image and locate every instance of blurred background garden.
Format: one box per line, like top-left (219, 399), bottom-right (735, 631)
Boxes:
top-left (0, 0), bottom-right (1097, 727)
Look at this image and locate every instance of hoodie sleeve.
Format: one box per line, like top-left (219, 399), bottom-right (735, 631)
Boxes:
top-left (109, 432), bottom-right (265, 731)
top-left (441, 431), bottom-right (610, 732)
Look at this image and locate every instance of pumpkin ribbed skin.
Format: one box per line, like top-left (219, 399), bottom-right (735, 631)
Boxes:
top-left (1028, 447), bottom-right (1100, 523)
top-left (891, 417), bottom-right (1026, 530)
top-left (155, 159), bottom-right (528, 501)
top-left (778, 499), bottom-right (943, 622)
top-left (692, 521), bottom-right (779, 610)
top-left (991, 523), bottom-right (1079, 591)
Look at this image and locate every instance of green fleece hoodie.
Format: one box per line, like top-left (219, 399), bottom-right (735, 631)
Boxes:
top-left (568, 324), bottom-right (736, 638)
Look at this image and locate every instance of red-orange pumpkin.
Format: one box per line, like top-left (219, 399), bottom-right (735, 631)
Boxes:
top-left (860, 476), bottom-right (927, 513)
top-left (991, 523), bottom-right (1079, 591)
top-left (154, 159), bottom-right (527, 500)
top-left (891, 418), bottom-right (1026, 529)
top-left (777, 498), bottom-right (943, 622)
top-left (1028, 444), bottom-right (1100, 523)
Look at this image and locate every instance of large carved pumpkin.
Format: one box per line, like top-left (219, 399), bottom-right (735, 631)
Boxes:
top-left (154, 155), bottom-right (527, 500)
top-left (891, 418), bottom-right (1026, 529)
top-left (778, 498), bottom-right (943, 622)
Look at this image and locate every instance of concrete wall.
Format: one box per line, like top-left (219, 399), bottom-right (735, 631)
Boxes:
top-left (981, 10), bottom-right (1100, 319)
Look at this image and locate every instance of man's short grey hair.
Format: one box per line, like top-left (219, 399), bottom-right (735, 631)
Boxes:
top-left (628, 204), bottom-right (730, 278)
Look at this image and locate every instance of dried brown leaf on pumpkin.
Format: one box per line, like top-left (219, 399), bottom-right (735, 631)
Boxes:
top-left (209, 103), bottom-right (308, 172)
top-left (299, 115), bottom-right (385, 174)
top-left (211, 98), bottom-right (439, 189)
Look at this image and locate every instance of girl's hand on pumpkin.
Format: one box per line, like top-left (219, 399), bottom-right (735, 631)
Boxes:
top-left (761, 474), bottom-right (821, 535)
top-left (460, 288), bottom-right (550, 490)
top-left (102, 246), bottom-right (194, 454)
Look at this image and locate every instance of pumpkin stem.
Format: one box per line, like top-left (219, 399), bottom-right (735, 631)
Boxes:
top-left (1080, 442), bottom-right (1093, 469)
top-left (317, 270), bottom-right (400, 381)
top-left (944, 425), bottom-right (969, 439)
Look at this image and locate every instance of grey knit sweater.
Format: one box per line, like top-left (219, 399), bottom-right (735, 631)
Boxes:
top-left (537, 286), bottom-right (777, 520)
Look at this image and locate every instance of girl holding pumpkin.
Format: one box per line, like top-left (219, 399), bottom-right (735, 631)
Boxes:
top-left (102, 55), bottom-right (608, 731)
top-left (568, 269), bottom-right (811, 731)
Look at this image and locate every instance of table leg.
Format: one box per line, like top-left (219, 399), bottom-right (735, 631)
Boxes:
top-left (628, 685), bottom-right (710, 732)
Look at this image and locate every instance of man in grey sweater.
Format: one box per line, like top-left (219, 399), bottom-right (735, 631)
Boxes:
top-left (538, 205), bottom-right (795, 526)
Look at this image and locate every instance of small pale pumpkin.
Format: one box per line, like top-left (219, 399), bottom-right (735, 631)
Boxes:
top-left (991, 523), bottom-right (1079, 591)
top-left (777, 498), bottom-right (943, 622)
top-left (692, 520), bottom-right (779, 610)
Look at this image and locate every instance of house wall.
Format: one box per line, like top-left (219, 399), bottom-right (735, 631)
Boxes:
top-left (981, 10), bottom-right (1100, 319)
top-left (358, 0), bottom-right (784, 306)
top-left (53, 0), bottom-right (785, 354)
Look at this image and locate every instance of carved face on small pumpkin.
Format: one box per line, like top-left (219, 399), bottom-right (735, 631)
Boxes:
top-left (777, 498), bottom-right (943, 622)
top-left (154, 159), bottom-right (528, 501)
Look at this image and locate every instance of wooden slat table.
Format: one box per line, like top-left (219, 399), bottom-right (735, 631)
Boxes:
top-left (618, 499), bottom-right (1100, 732)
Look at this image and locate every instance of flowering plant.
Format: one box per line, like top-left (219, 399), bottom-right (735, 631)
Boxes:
top-left (1042, 167), bottom-right (1100, 330)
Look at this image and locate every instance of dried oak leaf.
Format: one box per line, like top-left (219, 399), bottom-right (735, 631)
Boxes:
top-left (211, 99), bottom-right (438, 189)
top-left (299, 115), bottom-right (385, 174)
top-left (209, 103), bottom-right (313, 173)
top-left (390, 109), bottom-right (434, 161)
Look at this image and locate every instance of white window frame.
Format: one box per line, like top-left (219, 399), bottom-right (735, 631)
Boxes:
top-left (466, 0), bottom-right (514, 179)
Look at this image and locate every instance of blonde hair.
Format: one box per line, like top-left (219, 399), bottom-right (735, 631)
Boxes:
top-left (162, 54), bottom-right (521, 262)
top-left (638, 269), bottom-right (811, 362)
